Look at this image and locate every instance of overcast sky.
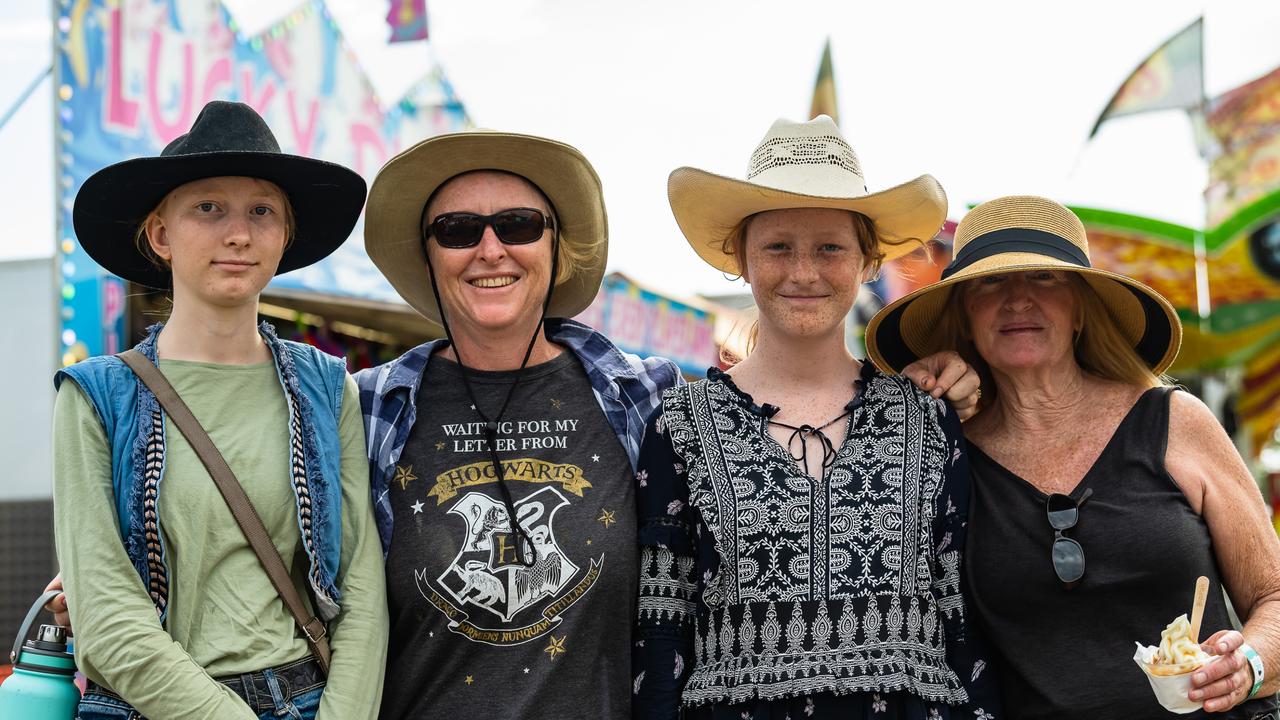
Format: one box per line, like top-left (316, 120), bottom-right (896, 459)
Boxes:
top-left (4, 0), bottom-right (1280, 298)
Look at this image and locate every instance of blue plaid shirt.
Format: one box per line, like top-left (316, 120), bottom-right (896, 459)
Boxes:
top-left (354, 317), bottom-right (683, 555)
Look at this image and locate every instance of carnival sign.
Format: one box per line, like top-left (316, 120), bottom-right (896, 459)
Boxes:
top-left (574, 273), bottom-right (719, 377)
top-left (54, 0), bottom-right (469, 358)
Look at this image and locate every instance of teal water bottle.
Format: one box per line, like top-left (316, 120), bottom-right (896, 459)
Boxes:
top-left (0, 590), bottom-right (79, 720)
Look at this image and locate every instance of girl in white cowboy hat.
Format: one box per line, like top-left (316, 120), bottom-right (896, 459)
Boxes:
top-left (632, 115), bottom-right (1000, 720)
top-left (867, 196), bottom-right (1280, 719)
top-left (50, 101), bottom-right (388, 719)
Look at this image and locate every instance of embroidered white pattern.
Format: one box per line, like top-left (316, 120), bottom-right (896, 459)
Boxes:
top-left (659, 374), bottom-right (967, 707)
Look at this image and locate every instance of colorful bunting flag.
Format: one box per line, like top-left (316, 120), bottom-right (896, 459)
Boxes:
top-left (387, 0), bottom-right (428, 43)
top-left (1089, 17), bottom-right (1203, 138)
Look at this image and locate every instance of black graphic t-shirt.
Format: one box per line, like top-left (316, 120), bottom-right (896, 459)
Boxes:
top-left (380, 350), bottom-right (637, 720)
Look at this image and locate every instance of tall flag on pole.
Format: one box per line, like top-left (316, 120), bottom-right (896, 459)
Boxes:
top-left (810, 39), bottom-right (839, 125)
top-left (387, 0), bottom-right (428, 43)
top-left (1089, 17), bottom-right (1204, 138)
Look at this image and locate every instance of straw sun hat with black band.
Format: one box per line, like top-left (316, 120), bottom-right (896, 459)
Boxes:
top-left (866, 195), bottom-right (1182, 376)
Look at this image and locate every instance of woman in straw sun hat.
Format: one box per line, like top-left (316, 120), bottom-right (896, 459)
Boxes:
top-left (867, 195), bottom-right (1280, 719)
top-left (632, 115), bottom-right (1000, 719)
top-left (356, 128), bottom-right (681, 719)
top-left (50, 100), bottom-right (387, 719)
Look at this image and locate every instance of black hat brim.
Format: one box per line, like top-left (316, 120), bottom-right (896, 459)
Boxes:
top-left (73, 151), bottom-right (367, 289)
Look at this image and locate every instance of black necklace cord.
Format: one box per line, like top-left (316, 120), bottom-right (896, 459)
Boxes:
top-left (421, 215), bottom-right (561, 567)
top-left (767, 410), bottom-right (850, 478)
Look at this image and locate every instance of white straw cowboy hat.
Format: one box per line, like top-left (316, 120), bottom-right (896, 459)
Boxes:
top-left (866, 195), bottom-right (1182, 375)
top-left (364, 129), bottom-right (607, 325)
top-left (668, 114), bottom-right (947, 275)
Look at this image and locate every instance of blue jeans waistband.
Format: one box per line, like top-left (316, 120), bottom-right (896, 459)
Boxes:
top-left (83, 655), bottom-right (324, 716)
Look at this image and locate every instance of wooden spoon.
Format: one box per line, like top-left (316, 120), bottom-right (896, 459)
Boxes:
top-left (1190, 575), bottom-right (1210, 644)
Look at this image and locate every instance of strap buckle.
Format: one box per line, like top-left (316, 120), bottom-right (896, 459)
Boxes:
top-left (301, 617), bottom-right (327, 643)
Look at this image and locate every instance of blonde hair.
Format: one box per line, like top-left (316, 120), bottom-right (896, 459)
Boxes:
top-left (132, 180), bottom-right (297, 273)
top-left (717, 210), bottom-right (884, 364)
top-left (933, 273), bottom-right (1167, 410)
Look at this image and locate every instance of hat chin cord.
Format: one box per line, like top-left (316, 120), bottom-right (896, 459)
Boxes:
top-left (422, 233), bottom-right (561, 568)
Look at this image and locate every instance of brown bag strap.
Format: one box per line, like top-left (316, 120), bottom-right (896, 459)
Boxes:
top-left (118, 349), bottom-right (331, 675)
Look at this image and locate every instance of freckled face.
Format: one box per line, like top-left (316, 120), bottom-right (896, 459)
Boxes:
top-left (742, 208), bottom-right (867, 339)
top-left (962, 269), bottom-right (1080, 374)
top-left (146, 176), bottom-right (289, 308)
top-left (424, 171), bottom-right (555, 336)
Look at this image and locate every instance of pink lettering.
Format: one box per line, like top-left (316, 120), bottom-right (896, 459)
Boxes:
top-left (104, 8), bottom-right (139, 133)
top-left (287, 90), bottom-right (319, 156)
top-left (146, 30), bottom-right (195, 144)
top-left (607, 292), bottom-right (647, 349)
top-left (350, 123), bottom-right (387, 177)
top-left (693, 320), bottom-right (716, 359)
top-left (201, 57), bottom-right (232, 108)
top-left (239, 67), bottom-right (277, 116)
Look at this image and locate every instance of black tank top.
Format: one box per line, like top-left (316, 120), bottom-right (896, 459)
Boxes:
top-left (967, 387), bottom-right (1278, 720)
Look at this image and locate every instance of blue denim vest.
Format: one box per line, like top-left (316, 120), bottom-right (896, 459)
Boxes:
top-left (55, 323), bottom-right (347, 623)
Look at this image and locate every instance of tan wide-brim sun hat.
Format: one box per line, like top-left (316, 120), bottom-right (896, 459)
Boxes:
top-left (364, 130), bottom-right (608, 326)
top-left (668, 115), bottom-right (948, 276)
top-left (866, 195), bottom-right (1182, 375)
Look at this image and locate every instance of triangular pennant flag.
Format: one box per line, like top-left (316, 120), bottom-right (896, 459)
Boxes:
top-left (1090, 17), bottom-right (1203, 138)
top-left (810, 39), bottom-right (839, 125)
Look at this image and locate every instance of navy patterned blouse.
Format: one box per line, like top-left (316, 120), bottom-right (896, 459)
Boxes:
top-left (632, 365), bottom-right (1001, 720)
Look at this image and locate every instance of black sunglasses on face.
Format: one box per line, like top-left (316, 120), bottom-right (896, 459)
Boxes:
top-left (1046, 487), bottom-right (1093, 589)
top-left (424, 208), bottom-right (554, 249)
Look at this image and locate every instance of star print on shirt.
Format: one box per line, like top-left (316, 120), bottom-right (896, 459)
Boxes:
top-left (411, 500), bottom-right (424, 514)
top-left (435, 441), bottom-right (446, 451)
top-left (393, 465), bottom-right (418, 490)
top-left (591, 453), bottom-right (600, 462)
top-left (464, 675), bottom-right (473, 685)
top-left (523, 667), bottom-right (530, 674)
top-left (544, 635), bottom-right (566, 660)
top-left (598, 509), bottom-right (616, 529)
top-left (550, 398), bottom-right (563, 410)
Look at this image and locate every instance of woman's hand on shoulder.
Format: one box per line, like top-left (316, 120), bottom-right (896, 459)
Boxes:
top-left (901, 351), bottom-right (982, 421)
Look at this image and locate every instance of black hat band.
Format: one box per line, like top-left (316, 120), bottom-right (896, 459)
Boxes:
top-left (941, 228), bottom-right (1090, 280)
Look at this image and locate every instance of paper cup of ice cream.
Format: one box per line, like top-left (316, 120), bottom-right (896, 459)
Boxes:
top-left (1134, 614), bottom-right (1219, 714)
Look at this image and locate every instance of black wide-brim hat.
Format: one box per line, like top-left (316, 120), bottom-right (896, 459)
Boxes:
top-left (73, 100), bottom-right (366, 289)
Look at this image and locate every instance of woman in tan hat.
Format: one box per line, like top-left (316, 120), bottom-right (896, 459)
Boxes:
top-left (867, 195), bottom-right (1280, 719)
top-left (355, 129), bottom-right (685, 719)
top-left (632, 115), bottom-right (1000, 720)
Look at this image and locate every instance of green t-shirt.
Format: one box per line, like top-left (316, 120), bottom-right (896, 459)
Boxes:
top-left (53, 359), bottom-right (387, 719)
